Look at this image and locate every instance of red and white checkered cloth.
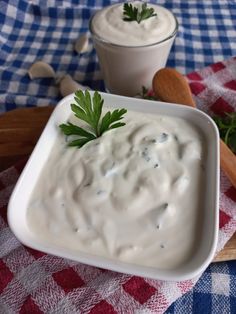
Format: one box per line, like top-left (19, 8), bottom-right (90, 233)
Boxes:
top-left (0, 58), bottom-right (236, 314)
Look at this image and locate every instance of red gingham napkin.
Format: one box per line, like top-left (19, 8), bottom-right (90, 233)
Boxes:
top-left (1, 58), bottom-right (236, 314)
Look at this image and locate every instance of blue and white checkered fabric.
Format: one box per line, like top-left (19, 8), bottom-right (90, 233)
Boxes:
top-left (0, 0), bottom-right (236, 113)
top-left (1, 1), bottom-right (236, 312)
top-left (166, 261), bottom-right (236, 314)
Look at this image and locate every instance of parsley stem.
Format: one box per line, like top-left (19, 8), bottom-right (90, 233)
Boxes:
top-left (224, 126), bottom-right (233, 145)
top-left (96, 126), bottom-right (100, 137)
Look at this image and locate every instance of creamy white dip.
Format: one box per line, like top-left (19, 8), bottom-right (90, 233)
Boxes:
top-left (91, 2), bottom-right (177, 46)
top-left (27, 110), bottom-right (204, 269)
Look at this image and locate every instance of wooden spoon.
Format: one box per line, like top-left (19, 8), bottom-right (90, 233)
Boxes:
top-left (152, 67), bottom-right (236, 189)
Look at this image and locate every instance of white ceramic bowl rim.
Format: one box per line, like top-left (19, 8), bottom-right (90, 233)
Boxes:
top-left (7, 92), bottom-right (219, 282)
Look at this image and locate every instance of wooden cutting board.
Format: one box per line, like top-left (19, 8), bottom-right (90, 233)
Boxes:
top-left (0, 107), bottom-right (235, 262)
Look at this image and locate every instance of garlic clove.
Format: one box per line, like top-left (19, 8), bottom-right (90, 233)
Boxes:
top-left (59, 75), bottom-right (87, 97)
top-left (28, 61), bottom-right (56, 79)
top-left (74, 34), bottom-right (90, 54)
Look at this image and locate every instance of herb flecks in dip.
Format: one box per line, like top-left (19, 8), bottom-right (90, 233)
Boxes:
top-left (27, 109), bottom-right (205, 270)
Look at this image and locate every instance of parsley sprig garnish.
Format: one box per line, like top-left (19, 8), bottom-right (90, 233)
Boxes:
top-left (59, 90), bottom-right (127, 148)
top-left (123, 2), bottom-right (157, 24)
top-left (139, 86), bottom-right (157, 100)
top-left (213, 112), bottom-right (236, 153)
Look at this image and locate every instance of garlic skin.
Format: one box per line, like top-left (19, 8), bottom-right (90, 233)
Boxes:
top-left (28, 61), bottom-right (56, 79)
top-left (28, 61), bottom-right (88, 97)
top-left (59, 75), bottom-right (87, 97)
top-left (74, 34), bottom-right (90, 54)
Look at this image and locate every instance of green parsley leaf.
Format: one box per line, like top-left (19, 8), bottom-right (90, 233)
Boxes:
top-left (123, 2), bottom-right (157, 24)
top-left (59, 122), bottom-right (96, 139)
top-left (59, 90), bottom-right (127, 148)
top-left (213, 112), bottom-right (236, 154)
top-left (100, 109), bottom-right (127, 135)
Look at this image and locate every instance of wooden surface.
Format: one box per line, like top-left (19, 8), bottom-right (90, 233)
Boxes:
top-left (0, 106), bottom-right (54, 171)
top-left (0, 106), bottom-right (235, 262)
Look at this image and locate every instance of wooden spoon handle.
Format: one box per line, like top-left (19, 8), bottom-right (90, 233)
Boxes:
top-left (220, 140), bottom-right (236, 188)
top-left (153, 67), bottom-right (236, 189)
top-left (152, 68), bottom-right (196, 108)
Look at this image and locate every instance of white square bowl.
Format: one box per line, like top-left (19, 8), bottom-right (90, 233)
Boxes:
top-left (8, 92), bottom-right (219, 281)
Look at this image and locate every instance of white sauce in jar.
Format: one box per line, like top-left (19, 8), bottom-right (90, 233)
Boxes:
top-left (91, 2), bottom-right (177, 46)
top-left (27, 110), bottom-right (205, 270)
